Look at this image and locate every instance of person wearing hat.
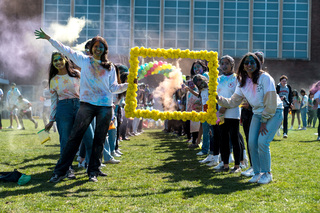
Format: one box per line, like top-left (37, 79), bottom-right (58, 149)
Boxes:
top-left (6, 83), bottom-right (21, 129)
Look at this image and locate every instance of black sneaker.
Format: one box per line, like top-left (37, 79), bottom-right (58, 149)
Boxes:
top-left (49, 174), bottom-right (66, 183)
top-left (89, 175), bottom-right (98, 182)
top-left (215, 167), bottom-right (230, 172)
top-left (97, 171), bottom-right (108, 177)
top-left (67, 169), bottom-right (76, 179)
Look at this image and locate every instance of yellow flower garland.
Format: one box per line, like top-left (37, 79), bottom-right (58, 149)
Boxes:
top-left (125, 47), bottom-right (219, 125)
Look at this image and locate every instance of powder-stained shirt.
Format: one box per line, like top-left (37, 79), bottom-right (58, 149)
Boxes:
top-left (314, 90), bottom-right (320, 109)
top-left (15, 98), bottom-right (31, 111)
top-left (49, 38), bottom-right (128, 107)
top-left (49, 73), bottom-right (80, 121)
top-left (218, 72), bottom-right (283, 123)
top-left (301, 95), bottom-right (308, 109)
top-left (217, 73), bottom-right (240, 119)
top-left (43, 88), bottom-right (51, 107)
top-left (6, 88), bottom-right (21, 107)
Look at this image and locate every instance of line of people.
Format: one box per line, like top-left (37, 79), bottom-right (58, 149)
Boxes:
top-left (166, 52), bottom-right (283, 184)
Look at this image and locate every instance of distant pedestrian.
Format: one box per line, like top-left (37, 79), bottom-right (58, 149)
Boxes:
top-left (14, 95), bottom-right (38, 130)
top-left (6, 83), bottom-right (21, 129)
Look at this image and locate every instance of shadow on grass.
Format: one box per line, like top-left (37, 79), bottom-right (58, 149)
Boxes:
top-left (299, 140), bottom-right (319, 143)
top-left (0, 168), bottom-right (94, 198)
top-left (144, 131), bottom-right (259, 197)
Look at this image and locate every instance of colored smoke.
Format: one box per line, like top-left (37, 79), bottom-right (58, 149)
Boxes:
top-left (153, 68), bottom-right (183, 112)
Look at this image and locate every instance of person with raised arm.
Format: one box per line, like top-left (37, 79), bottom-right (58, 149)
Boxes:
top-left (35, 28), bottom-right (128, 183)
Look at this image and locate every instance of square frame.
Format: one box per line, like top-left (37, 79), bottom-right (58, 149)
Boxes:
top-left (125, 47), bottom-right (219, 125)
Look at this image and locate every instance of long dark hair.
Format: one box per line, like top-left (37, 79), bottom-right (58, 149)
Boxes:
top-left (237, 52), bottom-right (263, 87)
top-left (48, 52), bottom-right (80, 87)
top-left (115, 65), bottom-right (126, 100)
top-left (90, 36), bottom-right (112, 70)
top-left (190, 60), bottom-right (208, 77)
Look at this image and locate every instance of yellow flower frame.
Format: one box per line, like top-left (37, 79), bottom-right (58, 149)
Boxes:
top-left (125, 47), bottom-right (219, 125)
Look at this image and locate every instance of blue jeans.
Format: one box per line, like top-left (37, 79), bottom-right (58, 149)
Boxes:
top-left (103, 128), bottom-right (116, 162)
top-left (53, 102), bottom-right (112, 176)
top-left (201, 121), bottom-right (210, 154)
top-left (55, 99), bottom-right (93, 156)
top-left (300, 107), bottom-right (307, 128)
top-left (249, 109), bottom-right (283, 174)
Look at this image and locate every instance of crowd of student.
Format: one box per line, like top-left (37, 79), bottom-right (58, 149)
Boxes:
top-left (1, 28), bottom-right (319, 185)
top-left (162, 52), bottom-right (320, 184)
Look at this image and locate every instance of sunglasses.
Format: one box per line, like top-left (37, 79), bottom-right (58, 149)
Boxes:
top-left (244, 60), bottom-right (256, 65)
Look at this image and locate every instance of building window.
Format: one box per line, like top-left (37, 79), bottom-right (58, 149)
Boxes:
top-left (282, 0), bottom-right (309, 59)
top-left (134, 0), bottom-right (161, 48)
top-left (104, 0), bottom-right (131, 55)
top-left (163, 0), bottom-right (190, 49)
top-left (252, 0), bottom-right (279, 58)
top-left (74, 0), bottom-right (101, 44)
top-left (44, 0), bottom-right (71, 26)
top-left (193, 0), bottom-right (220, 52)
top-left (223, 0), bottom-right (250, 57)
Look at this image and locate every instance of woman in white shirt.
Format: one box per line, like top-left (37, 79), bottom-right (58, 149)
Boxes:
top-left (217, 52), bottom-right (283, 184)
top-left (35, 28), bottom-right (128, 183)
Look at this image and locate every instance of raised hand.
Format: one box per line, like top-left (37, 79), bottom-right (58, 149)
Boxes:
top-left (34, 28), bottom-right (50, 40)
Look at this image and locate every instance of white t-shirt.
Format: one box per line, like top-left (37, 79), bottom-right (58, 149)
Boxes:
top-left (217, 73), bottom-right (240, 119)
top-left (49, 38), bottom-right (128, 107)
top-left (235, 72), bottom-right (283, 115)
top-left (200, 88), bottom-right (209, 106)
top-left (16, 98), bottom-right (32, 111)
top-left (314, 90), bottom-right (320, 109)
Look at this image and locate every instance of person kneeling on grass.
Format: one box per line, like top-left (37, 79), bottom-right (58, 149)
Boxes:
top-left (217, 52), bottom-right (283, 184)
top-left (14, 95), bottom-right (38, 130)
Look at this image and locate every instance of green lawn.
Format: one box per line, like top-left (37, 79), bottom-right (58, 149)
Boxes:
top-left (0, 118), bottom-right (319, 212)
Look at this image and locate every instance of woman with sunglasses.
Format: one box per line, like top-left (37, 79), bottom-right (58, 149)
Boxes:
top-left (217, 52), bottom-right (283, 184)
top-left (35, 28), bottom-right (128, 183)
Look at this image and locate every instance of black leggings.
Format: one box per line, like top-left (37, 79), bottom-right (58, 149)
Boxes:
top-left (220, 118), bottom-right (242, 166)
top-left (209, 125), bottom-right (221, 156)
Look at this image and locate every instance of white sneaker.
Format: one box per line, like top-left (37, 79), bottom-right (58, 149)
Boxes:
top-left (196, 151), bottom-right (207, 156)
top-left (301, 127), bottom-right (306, 130)
top-left (206, 155), bottom-right (220, 167)
top-left (78, 161), bottom-right (86, 168)
top-left (276, 128), bottom-right (281, 136)
top-left (229, 153), bottom-right (234, 164)
top-left (213, 161), bottom-right (224, 170)
top-left (111, 151), bottom-right (121, 158)
top-left (298, 125), bottom-right (301, 129)
top-left (248, 173), bottom-right (262, 183)
top-left (289, 126), bottom-right (293, 130)
top-left (100, 163), bottom-right (106, 167)
top-left (199, 154), bottom-right (214, 163)
top-left (257, 173), bottom-right (273, 184)
top-left (283, 133), bottom-right (288, 138)
top-left (115, 149), bottom-right (123, 155)
top-left (17, 125), bottom-right (22, 130)
top-left (105, 158), bottom-right (120, 164)
top-left (241, 167), bottom-right (254, 177)
top-left (240, 162), bottom-right (247, 169)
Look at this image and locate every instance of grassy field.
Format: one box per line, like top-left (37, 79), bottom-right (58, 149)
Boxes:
top-left (0, 118), bottom-right (319, 212)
